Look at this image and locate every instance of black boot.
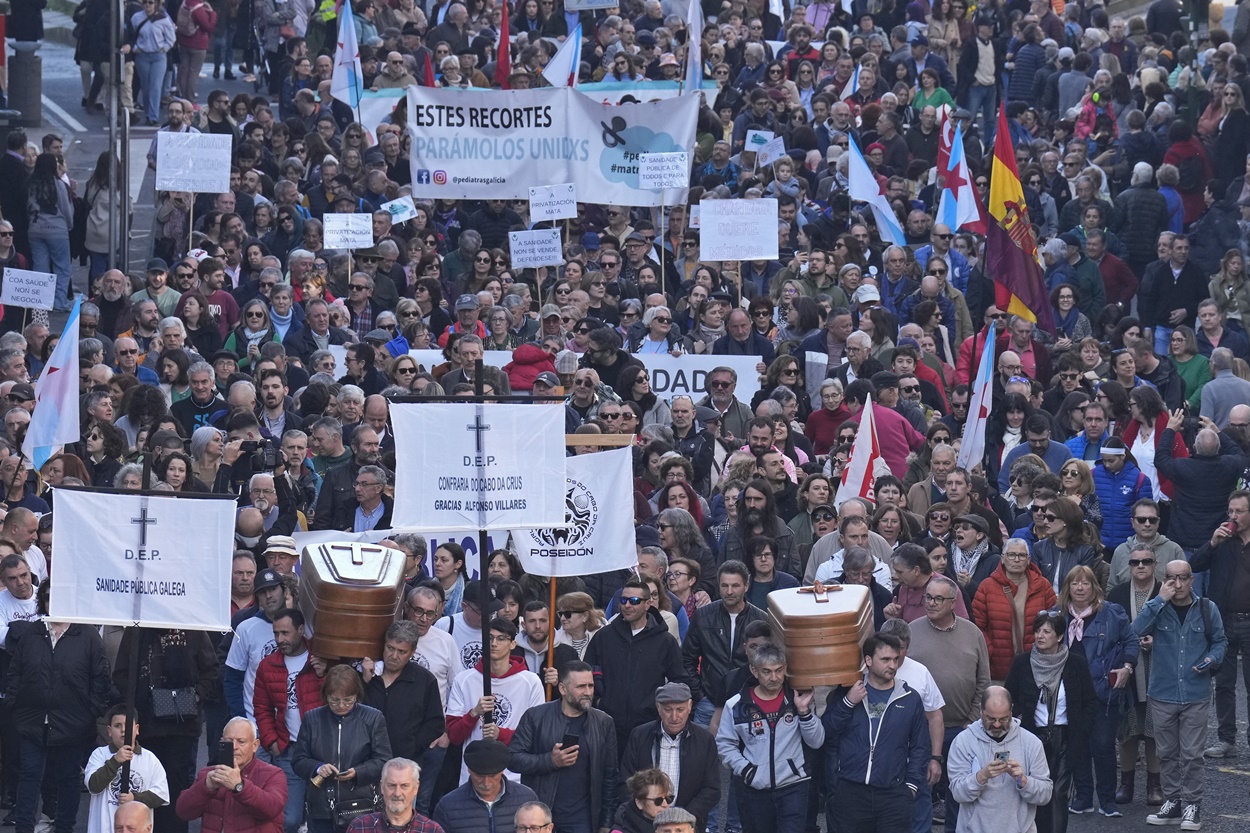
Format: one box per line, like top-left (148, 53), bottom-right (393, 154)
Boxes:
top-left (1116, 770), bottom-right (1134, 804)
top-left (1147, 772), bottom-right (1164, 806)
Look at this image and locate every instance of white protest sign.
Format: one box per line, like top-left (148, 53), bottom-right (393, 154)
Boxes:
top-left (323, 213), bottom-right (375, 250)
top-left (699, 198), bottom-right (779, 262)
top-left (328, 344), bottom-right (348, 375)
top-left (689, 204), bottom-right (700, 229)
top-left (638, 152), bottom-right (689, 190)
top-left (381, 195), bottom-right (419, 224)
top-left (155, 132), bottom-right (233, 194)
top-left (50, 489), bottom-right (237, 630)
top-left (508, 229), bottom-right (564, 269)
top-left (1, 268), bottom-right (56, 311)
top-left (529, 184), bottom-right (578, 222)
top-left (756, 136), bottom-right (787, 168)
top-left (745, 130), bottom-right (774, 151)
top-left (391, 403), bottom-right (567, 530)
top-left (636, 353), bottom-right (761, 407)
top-left (408, 348), bottom-right (513, 370)
top-left (508, 447), bottom-right (637, 577)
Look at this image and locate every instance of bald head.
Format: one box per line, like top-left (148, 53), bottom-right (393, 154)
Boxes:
top-left (1230, 404), bottom-right (1250, 426)
top-left (1194, 428), bottom-right (1220, 456)
top-left (113, 802), bottom-right (153, 833)
top-left (983, 685), bottom-right (1012, 714)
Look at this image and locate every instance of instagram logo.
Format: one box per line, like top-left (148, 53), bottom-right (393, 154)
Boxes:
top-left (432, 170), bottom-right (448, 185)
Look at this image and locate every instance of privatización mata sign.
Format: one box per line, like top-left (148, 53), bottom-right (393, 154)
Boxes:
top-left (391, 403), bottom-right (567, 530)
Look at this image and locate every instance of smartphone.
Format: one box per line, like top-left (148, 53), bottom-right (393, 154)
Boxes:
top-left (217, 740), bottom-right (235, 767)
top-left (561, 734), bottom-right (580, 749)
top-left (1196, 658), bottom-right (1212, 671)
top-left (995, 751), bottom-right (1010, 763)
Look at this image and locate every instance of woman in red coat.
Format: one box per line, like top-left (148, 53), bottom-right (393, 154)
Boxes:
top-left (972, 539), bottom-right (1058, 680)
top-left (1122, 385), bottom-right (1188, 500)
top-left (1161, 120), bottom-right (1212, 226)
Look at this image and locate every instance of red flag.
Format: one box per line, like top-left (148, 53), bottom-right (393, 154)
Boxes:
top-left (495, 2), bottom-right (511, 89)
top-left (422, 50), bottom-right (435, 87)
top-left (986, 104), bottom-right (1053, 332)
top-left (834, 399), bottom-right (889, 510)
top-left (936, 111), bottom-right (953, 179)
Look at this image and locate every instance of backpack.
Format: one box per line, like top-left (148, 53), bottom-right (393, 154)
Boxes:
top-left (176, 1), bottom-right (198, 37)
top-left (1176, 154), bottom-right (1204, 192)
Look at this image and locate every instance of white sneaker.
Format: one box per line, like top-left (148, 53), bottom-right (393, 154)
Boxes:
top-left (1202, 741), bottom-right (1235, 758)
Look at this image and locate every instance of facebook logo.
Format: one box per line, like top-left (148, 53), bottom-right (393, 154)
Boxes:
top-left (416, 170), bottom-right (432, 185)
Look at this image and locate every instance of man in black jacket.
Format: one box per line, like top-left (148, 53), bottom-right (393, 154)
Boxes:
top-left (311, 427), bottom-right (391, 531)
top-left (583, 578), bottom-right (687, 750)
top-left (618, 682), bottom-right (721, 833)
top-left (360, 621), bottom-right (445, 766)
top-left (509, 662), bottom-right (618, 833)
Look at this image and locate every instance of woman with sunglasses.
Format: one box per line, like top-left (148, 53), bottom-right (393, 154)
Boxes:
top-left (1003, 608), bottom-right (1098, 832)
top-left (616, 365), bottom-right (671, 428)
top-left (1058, 459), bottom-right (1104, 529)
top-left (1167, 326), bottom-right (1210, 410)
top-left (563, 317), bottom-right (596, 354)
top-left (924, 501), bottom-right (955, 544)
top-left (223, 299), bottom-right (280, 370)
top-left (1122, 386), bottom-right (1187, 501)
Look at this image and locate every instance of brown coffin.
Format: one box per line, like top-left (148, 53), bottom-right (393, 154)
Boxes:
top-left (767, 585), bottom-right (874, 688)
top-left (299, 541), bottom-right (406, 660)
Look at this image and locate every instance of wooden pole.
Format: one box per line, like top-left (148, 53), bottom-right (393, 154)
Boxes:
top-left (660, 194), bottom-right (667, 297)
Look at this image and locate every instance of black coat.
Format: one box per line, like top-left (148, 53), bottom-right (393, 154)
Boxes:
top-left (583, 609), bottom-right (687, 745)
top-left (6, 621), bottom-right (112, 746)
top-left (1003, 649), bottom-right (1097, 761)
top-left (112, 627), bottom-right (219, 739)
top-left (290, 705), bottom-right (393, 820)
top-left (1188, 199), bottom-right (1243, 279)
top-left (282, 325), bottom-right (354, 364)
top-left (361, 662), bottom-right (445, 764)
top-left (681, 600), bottom-right (769, 707)
top-left (509, 700), bottom-right (619, 830)
top-left (618, 719), bottom-right (721, 831)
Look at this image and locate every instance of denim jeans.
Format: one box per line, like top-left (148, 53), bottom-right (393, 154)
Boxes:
top-left (133, 51), bottom-right (166, 123)
top-left (1214, 616), bottom-right (1250, 744)
top-left (1154, 326), bottom-right (1175, 358)
top-left (965, 84), bottom-right (997, 146)
top-left (735, 779), bottom-right (808, 833)
top-left (694, 698), bottom-right (740, 831)
top-left (414, 743), bottom-right (447, 816)
top-left (260, 745), bottom-right (307, 833)
top-left (1072, 706), bottom-right (1119, 809)
top-left (30, 235), bottom-right (73, 311)
top-left (212, 20), bottom-right (236, 69)
top-left (15, 741), bottom-right (81, 833)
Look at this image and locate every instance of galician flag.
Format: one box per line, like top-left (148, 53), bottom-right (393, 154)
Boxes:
top-left (23, 298), bottom-right (81, 469)
top-left (839, 63), bottom-right (859, 101)
top-left (936, 120), bottom-right (987, 233)
top-left (848, 134), bottom-right (906, 245)
top-left (956, 321), bottom-right (997, 471)
top-left (542, 23), bottom-right (582, 87)
top-left (834, 399), bottom-right (890, 509)
top-left (683, 0), bottom-right (703, 92)
top-left (331, 0), bottom-right (363, 109)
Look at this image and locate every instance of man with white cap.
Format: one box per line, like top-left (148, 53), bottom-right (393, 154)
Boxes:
top-left (262, 536), bottom-right (300, 576)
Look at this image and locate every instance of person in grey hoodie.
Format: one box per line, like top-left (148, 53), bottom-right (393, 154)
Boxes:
top-left (948, 686), bottom-right (1053, 833)
top-left (26, 154), bottom-right (75, 312)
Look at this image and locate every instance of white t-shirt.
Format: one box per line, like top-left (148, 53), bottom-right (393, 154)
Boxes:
top-left (446, 664), bottom-right (543, 784)
top-left (284, 650), bottom-right (309, 740)
top-left (22, 545), bottom-right (46, 584)
top-left (0, 588), bottom-right (39, 647)
top-left (226, 615), bottom-right (278, 719)
top-left (84, 745), bottom-right (170, 833)
top-left (412, 625), bottom-right (459, 708)
top-left (813, 549), bottom-right (893, 589)
top-left (434, 612), bottom-right (484, 674)
top-left (896, 655), bottom-right (946, 714)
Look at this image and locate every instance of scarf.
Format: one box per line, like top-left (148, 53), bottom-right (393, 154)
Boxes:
top-left (270, 307), bottom-right (294, 341)
top-left (1054, 304), bottom-right (1082, 338)
top-left (955, 538), bottom-right (989, 577)
top-left (1030, 643), bottom-right (1069, 724)
top-left (1067, 603), bottom-right (1094, 644)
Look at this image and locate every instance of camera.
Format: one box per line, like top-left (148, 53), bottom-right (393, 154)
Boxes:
top-left (240, 440), bottom-right (281, 470)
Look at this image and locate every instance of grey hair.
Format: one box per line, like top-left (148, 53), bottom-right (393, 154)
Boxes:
top-left (79, 337), bottom-right (103, 359)
top-left (190, 425), bottom-right (222, 461)
top-left (389, 533), bottom-right (428, 561)
top-left (113, 463), bottom-right (144, 488)
top-left (81, 302), bottom-right (100, 317)
top-left (1042, 237), bottom-right (1068, 260)
top-left (159, 317), bottom-right (187, 337)
top-left (640, 546), bottom-right (669, 573)
top-left (380, 757), bottom-right (422, 784)
top-left (516, 802), bottom-right (553, 824)
top-left (819, 378), bottom-right (844, 395)
top-left (877, 617), bottom-right (912, 645)
top-left (338, 384), bottom-right (366, 405)
top-left (642, 306), bottom-right (672, 327)
top-left (224, 716), bottom-right (259, 740)
top-left (359, 464), bottom-right (390, 485)
top-left (749, 643), bottom-right (786, 669)
top-left (188, 361), bottom-right (213, 377)
top-left (842, 545), bottom-right (874, 573)
top-left (458, 229), bottom-right (483, 250)
top-left (384, 621), bottom-right (422, 650)
top-left (1212, 347), bottom-right (1235, 372)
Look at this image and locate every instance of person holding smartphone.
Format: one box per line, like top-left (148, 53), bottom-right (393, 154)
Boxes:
top-left (1131, 560), bottom-right (1228, 830)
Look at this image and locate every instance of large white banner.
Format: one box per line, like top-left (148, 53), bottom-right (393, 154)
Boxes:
top-left (637, 353), bottom-right (762, 407)
top-left (391, 403), bottom-right (568, 530)
top-left (406, 87), bottom-right (698, 205)
top-left (508, 446), bottom-right (636, 577)
top-left (50, 489), bottom-right (236, 630)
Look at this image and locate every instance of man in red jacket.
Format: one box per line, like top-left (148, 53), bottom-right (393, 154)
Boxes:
top-left (253, 608), bottom-right (326, 833)
top-left (177, 716), bottom-right (286, 833)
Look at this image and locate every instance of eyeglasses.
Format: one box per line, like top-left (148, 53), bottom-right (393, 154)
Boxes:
top-left (517, 825), bottom-right (554, 833)
top-left (657, 522), bottom-right (673, 531)
top-left (621, 596), bottom-right (647, 606)
top-left (1128, 558), bottom-right (1156, 567)
top-left (327, 697), bottom-right (357, 707)
top-left (1165, 573), bottom-right (1194, 582)
top-left (923, 594), bottom-right (954, 604)
top-left (1133, 516), bottom-right (1159, 524)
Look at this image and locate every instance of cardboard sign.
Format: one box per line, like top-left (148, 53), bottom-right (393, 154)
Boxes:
top-left (756, 136), bottom-right (787, 168)
top-left (1, 268), bottom-right (56, 311)
top-left (745, 130), bottom-right (774, 151)
top-left (323, 214), bottom-right (375, 250)
top-left (529, 184), bottom-right (578, 222)
top-left (689, 204), bottom-right (700, 229)
top-left (155, 132), bottom-right (233, 194)
top-left (381, 195), bottom-right (419, 225)
top-left (699, 198), bottom-right (779, 262)
top-left (508, 229), bottom-right (564, 269)
top-left (638, 152), bottom-right (689, 190)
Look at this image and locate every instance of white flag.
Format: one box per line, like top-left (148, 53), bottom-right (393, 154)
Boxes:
top-left (50, 489), bottom-right (237, 630)
top-left (835, 399), bottom-right (890, 509)
top-left (542, 23), bottom-right (582, 87)
top-left (332, 1), bottom-right (363, 108)
top-left (509, 446), bottom-right (636, 577)
top-left (22, 298), bottom-right (80, 469)
top-left (957, 323), bottom-right (997, 471)
top-left (684, 0), bottom-right (703, 92)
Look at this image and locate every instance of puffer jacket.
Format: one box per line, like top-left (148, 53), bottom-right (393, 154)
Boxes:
top-left (290, 704), bottom-right (392, 821)
top-left (971, 562), bottom-right (1058, 680)
top-left (1090, 458), bottom-right (1153, 553)
top-left (1060, 601), bottom-right (1139, 711)
top-left (6, 622), bottom-right (111, 747)
top-left (253, 651), bottom-right (325, 752)
top-left (1113, 184), bottom-right (1171, 266)
top-left (716, 682), bottom-right (825, 790)
top-left (176, 755), bottom-right (286, 833)
top-left (503, 342), bottom-right (556, 392)
top-left (1031, 539), bottom-right (1100, 592)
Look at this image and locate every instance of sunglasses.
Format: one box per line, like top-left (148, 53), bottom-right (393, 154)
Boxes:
top-left (1128, 558), bottom-right (1156, 567)
top-left (928, 512), bottom-right (950, 521)
top-left (812, 511), bottom-right (835, 522)
top-left (1041, 512), bottom-right (1059, 522)
top-left (1133, 516), bottom-right (1159, 524)
top-left (653, 317), bottom-right (671, 324)
top-left (901, 385), bottom-right (920, 393)
top-left (620, 596), bottom-right (647, 606)
top-left (644, 796), bottom-right (676, 807)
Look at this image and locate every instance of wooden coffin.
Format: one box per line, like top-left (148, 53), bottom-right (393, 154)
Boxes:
top-left (299, 541), bottom-right (406, 659)
top-left (767, 585), bottom-right (874, 688)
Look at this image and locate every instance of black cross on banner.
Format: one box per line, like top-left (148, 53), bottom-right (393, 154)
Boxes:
top-left (466, 414), bottom-right (491, 454)
top-left (131, 507), bottom-right (157, 547)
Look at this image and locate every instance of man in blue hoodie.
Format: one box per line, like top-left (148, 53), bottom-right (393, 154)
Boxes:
top-left (821, 632), bottom-right (931, 833)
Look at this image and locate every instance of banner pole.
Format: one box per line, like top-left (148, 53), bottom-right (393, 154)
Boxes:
top-left (188, 198), bottom-right (195, 256)
top-left (660, 194), bottom-right (667, 297)
top-left (545, 577), bottom-right (557, 701)
top-left (475, 358), bottom-right (494, 727)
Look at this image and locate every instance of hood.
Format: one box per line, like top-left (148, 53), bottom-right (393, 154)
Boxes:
top-left (506, 342), bottom-right (556, 369)
top-left (966, 715), bottom-right (1023, 747)
top-left (473, 655), bottom-right (530, 678)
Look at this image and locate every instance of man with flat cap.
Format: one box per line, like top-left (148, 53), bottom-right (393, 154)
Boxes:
top-left (652, 807), bottom-right (697, 833)
top-left (618, 682), bottom-right (720, 833)
top-left (433, 740), bottom-right (538, 833)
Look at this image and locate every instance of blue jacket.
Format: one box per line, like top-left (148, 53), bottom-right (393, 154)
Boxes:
top-left (821, 680), bottom-right (929, 794)
top-left (912, 245), bottom-right (971, 294)
top-left (998, 440), bottom-right (1073, 494)
top-left (433, 779), bottom-right (539, 833)
top-left (1062, 601), bottom-right (1139, 711)
top-left (1090, 460), bottom-right (1152, 553)
top-left (1131, 594), bottom-right (1227, 704)
top-left (1064, 430), bottom-right (1110, 460)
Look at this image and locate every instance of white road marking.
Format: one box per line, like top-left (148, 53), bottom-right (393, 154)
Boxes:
top-left (40, 95), bottom-right (86, 134)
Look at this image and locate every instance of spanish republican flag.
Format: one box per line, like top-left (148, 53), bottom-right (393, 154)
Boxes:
top-left (986, 104), bottom-right (1053, 333)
